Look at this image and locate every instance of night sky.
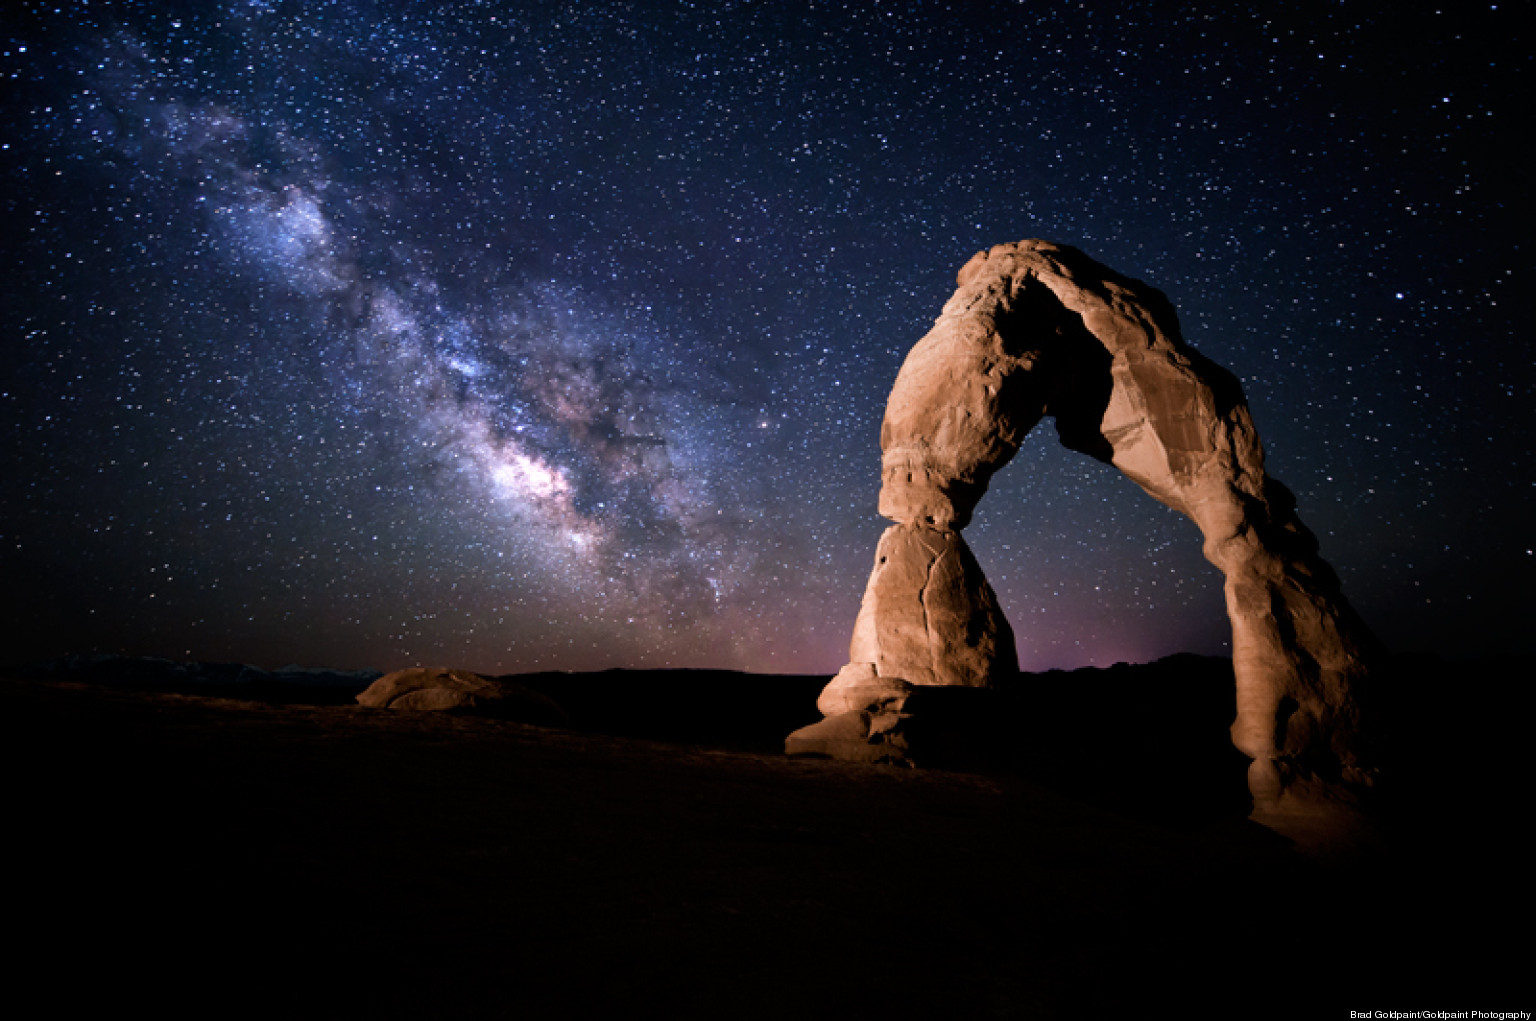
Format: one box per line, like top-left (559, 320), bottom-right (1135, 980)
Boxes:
top-left (2, 0), bottom-right (1529, 676)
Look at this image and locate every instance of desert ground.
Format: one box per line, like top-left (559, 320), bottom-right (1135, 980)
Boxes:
top-left (5, 655), bottom-right (1527, 1018)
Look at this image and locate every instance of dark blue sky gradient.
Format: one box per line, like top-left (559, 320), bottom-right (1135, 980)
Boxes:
top-left (2, 0), bottom-right (1529, 673)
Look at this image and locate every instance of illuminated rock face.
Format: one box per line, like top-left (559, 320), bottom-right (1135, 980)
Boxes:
top-left (788, 240), bottom-right (1380, 813)
top-left (359, 666), bottom-right (568, 726)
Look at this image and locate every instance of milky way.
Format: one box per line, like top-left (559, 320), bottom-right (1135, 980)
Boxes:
top-left (2, 1), bottom-right (1529, 673)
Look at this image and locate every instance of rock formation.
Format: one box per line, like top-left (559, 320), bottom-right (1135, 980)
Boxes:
top-left (787, 240), bottom-right (1380, 820)
top-left (358, 666), bottom-right (568, 726)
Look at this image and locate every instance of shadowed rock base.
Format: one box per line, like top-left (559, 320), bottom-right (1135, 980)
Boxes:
top-left (788, 240), bottom-right (1381, 842)
top-left (783, 709), bottom-right (912, 764)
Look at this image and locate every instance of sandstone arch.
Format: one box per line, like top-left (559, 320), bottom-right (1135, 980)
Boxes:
top-left (788, 240), bottom-right (1380, 819)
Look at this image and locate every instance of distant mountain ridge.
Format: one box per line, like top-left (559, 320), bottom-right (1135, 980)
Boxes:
top-left (22, 654), bottom-right (383, 699)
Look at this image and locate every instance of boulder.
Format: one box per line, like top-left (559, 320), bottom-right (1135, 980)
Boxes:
top-left (391, 687), bottom-right (481, 711)
top-left (356, 667), bottom-right (489, 708)
top-left (785, 710), bottom-right (912, 765)
top-left (357, 667), bottom-right (568, 726)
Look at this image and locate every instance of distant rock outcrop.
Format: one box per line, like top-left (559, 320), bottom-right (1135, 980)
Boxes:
top-left (358, 667), bottom-right (568, 726)
top-left (788, 240), bottom-right (1381, 824)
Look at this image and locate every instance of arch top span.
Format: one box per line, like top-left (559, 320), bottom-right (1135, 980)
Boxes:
top-left (790, 240), bottom-right (1381, 824)
top-left (880, 239), bottom-right (1261, 540)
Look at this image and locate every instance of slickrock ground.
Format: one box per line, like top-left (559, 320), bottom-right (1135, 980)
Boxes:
top-left (4, 657), bottom-right (1526, 1018)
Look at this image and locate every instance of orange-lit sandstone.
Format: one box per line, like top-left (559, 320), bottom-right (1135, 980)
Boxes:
top-left (787, 240), bottom-right (1380, 822)
top-left (359, 666), bottom-right (568, 725)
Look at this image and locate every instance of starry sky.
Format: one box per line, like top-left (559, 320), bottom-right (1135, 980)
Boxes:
top-left (2, 0), bottom-right (1529, 675)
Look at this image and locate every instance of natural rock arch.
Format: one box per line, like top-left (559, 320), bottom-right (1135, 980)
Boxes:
top-left (788, 240), bottom-right (1379, 819)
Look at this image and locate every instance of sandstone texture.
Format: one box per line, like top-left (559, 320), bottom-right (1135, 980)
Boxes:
top-left (790, 239), bottom-right (1380, 817)
top-left (816, 662), bottom-right (913, 716)
top-left (358, 667), bottom-right (568, 726)
top-left (783, 708), bottom-right (913, 764)
top-left (846, 526), bottom-right (1016, 688)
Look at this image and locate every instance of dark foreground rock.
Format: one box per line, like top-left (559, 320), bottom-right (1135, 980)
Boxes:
top-left (3, 657), bottom-right (1528, 1019)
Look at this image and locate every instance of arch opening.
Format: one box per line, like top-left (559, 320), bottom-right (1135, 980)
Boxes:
top-left (963, 428), bottom-right (1230, 672)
